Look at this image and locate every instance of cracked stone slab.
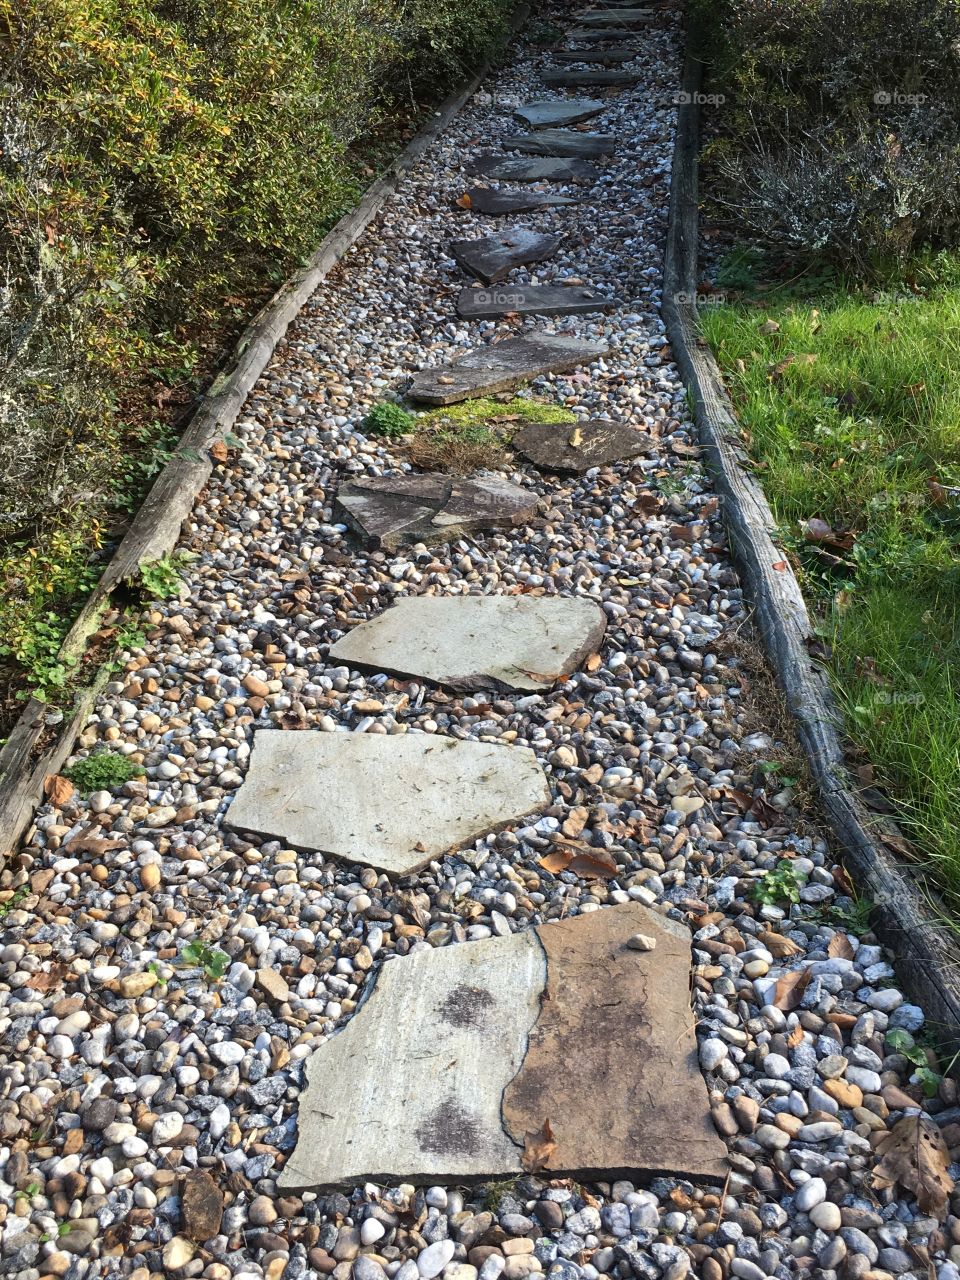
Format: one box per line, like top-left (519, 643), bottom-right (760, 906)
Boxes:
top-left (329, 595), bottom-right (608, 692)
top-left (576, 8), bottom-right (654, 23)
top-left (553, 48), bottom-right (636, 64)
top-left (502, 129), bottom-right (616, 159)
top-left (335, 474), bottom-right (538, 549)
top-left (466, 154), bottom-right (600, 184)
top-left (278, 902), bottom-right (728, 1189)
top-left (226, 730), bottom-right (551, 876)
top-left (513, 99), bottom-right (606, 128)
top-left (457, 186), bottom-right (583, 215)
top-left (456, 284), bottom-right (614, 319)
top-left (566, 27), bottom-right (643, 40)
top-left (407, 333), bottom-right (608, 405)
top-left (514, 418), bottom-right (651, 472)
top-left (542, 69), bottom-right (639, 88)
top-left (449, 228), bottom-right (562, 285)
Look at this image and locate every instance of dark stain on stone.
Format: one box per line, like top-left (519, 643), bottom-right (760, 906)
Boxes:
top-left (419, 1096), bottom-right (482, 1156)
top-left (438, 983), bottom-right (495, 1029)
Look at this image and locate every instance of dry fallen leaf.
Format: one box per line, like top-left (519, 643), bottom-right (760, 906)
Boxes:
top-left (772, 560), bottom-right (788, 572)
top-left (568, 426), bottom-right (583, 449)
top-left (63, 826), bottom-right (125, 857)
top-left (455, 193), bottom-right (473, 209)
top-left (539, 842), bottom-right (618, 880)
top-left (521, 1118), bottom-right (556, 1173)
top-left (872, 1114), bottom-right (954, 1219)
top-left (773, 967), bottom-right (812, 1011)
top-left (786, 1023), bottom-right (805, 1048)
top-left (758, 319), bottom-right (780, 335)
top-left (44, 774), bottom-right (74, 808)
top-left (209, 440), bottom-right (229, 463)
top-left (827, 931), bottom-right (855, 960)
top-left (832, 863), bottom-right (856, 896)
top-left (760, 929), bottom-right (803, 959)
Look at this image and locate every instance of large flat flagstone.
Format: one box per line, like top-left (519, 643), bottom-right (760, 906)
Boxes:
top-left (449, 228), bottom-right (562, 285)
top-left (456, 284), bottom-right (614, 319)
top-left (408, 333), bottom-right (608, 405)
top-left (576, 8), bottom-right (654, 23)
top-left (502, 129), bottom-right (616, 159)
top-left (329, 595), bottom-right (607, 692)
top-left (458, 186), bottom-right (583, 215)
top-left (553, 47), bottom-right (636, 64)
top-left (565, 27), bottom-right (644, 40)
top-left (277, 902), bottom-right (728, 1189)
top-left (226, 731), bottom-right (551, 876)
top-left (513, 99), bottom-right (606, 128)
top-left (335, 474), bottom-right (538, 549)
top-left (465, 154), bottom-right (599, 184)
top-left (513, 418), bottom-right (650, 472)
top-left (542, 69), bottom-right (639, 88)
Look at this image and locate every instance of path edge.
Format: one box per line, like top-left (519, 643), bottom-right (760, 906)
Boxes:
top-left (0, 5), bottom-right (530, 859)
top-left (662, 44), bottom-right (960, 1036)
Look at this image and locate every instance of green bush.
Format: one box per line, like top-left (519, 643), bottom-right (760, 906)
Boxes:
top-left (698, 0), bottom-right (960, 272)
top-left (364, 402), bottom-right (416, 437)
top-left (0, 0), bottom-right (513, 711)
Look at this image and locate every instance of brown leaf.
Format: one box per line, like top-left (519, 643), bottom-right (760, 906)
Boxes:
top-left (63, 826), bottom-right (125, 857)
top-left (521, 1118), bottom-right (556, 1173)
top-left (538, 842), bottom-right (618, 880)
top-left (773, 967), bottom-right (811, 1011)
top-left (44, 774), bottom-right (74, 807)
top-left (881, 829), bottom-right (917, 860)
top-left (25, 962), bottom-right (70, 993)
top-left (455, 193), bottom-right (472, 209)
top-left (827, 931), bottom-right (855, 960)
top-left (772, 560), bottom-right (788, 571)
top-left (209, 440), bottom-right (229, 463)
top-left (832, 864), bottom-right (856, 896)
top-left (786, 1022), bottom-right (805, 1048)
top-left (670, 523), bottom-right (703, 544)
top-left (758, 319), bottom-right (780, 335)
top-left (669, 1187), bottom-right (698, 1211)
top-left (871, 1114), bottom-right (955, 1219)
top-left (759, 929), bottom-right (803, 959)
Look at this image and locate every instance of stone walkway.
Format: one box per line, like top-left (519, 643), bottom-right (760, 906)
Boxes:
top-left (1, 3), bottom-right (957, 1280)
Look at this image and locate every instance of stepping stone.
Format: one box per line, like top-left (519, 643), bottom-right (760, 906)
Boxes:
top-left (576, 8), bottom-right (654, 23)
top-left (277, 902), bottom-right (728, 1190)
top-left (226, 730), bottom-right (551, 876)
top-left (408, 333), bottom-right (608, 405)
top-left (513, 99), bottom-right (606, 128)
top-left (566, 27), bottom-right (643, 40)
top-left (449, 228), bottom-right (562, 285)
top-left (553, 47), bottom-right (636, 64)
top-left (456, 284), bottom-right (614, 319)
top-left (542, 69), bottom-right (639, 88)
top-left (335, 474), bottom-right (538, 549)
top-left (458, 186), bottom-right (583, 215)
top-left (329, 595), bottom-right (608, 692)
top-left (502, 129), bottom-right (616, 159)
top-left (514, 418), bottom-right (650, 472)
top-left (466, 154), bottom-right (599, 184)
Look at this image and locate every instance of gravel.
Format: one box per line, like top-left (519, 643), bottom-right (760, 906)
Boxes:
top-left (1, 5), bottom-right (959, 1280)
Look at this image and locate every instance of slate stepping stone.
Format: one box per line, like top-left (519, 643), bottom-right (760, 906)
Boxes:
top-left (277, 902), bottom-right (728, 1190)
top-left (226, 730), bottom-right (551, 876)
top-left (408, 333), bottom-right (608, 405)
top-left (513, 99), bottom-right (606, 128)
top-left (335, 474), bottom-right (538, 549)
top-left (502, 129), bottom-right (616, 159)
top-left (576, 8), bottom-right (654, 23)
top-left (566, 27), bottom-right (643, 40)
top-left (449, 228), bottom-right (562, 285)
top-left (456, 284), bottom-right (614, 319)
top-left (329, 595), bottom-right (607, 692)
top-left (466, 154), bottom-right (599, 184)
top-left (553, 47), bottom-right (636, 64)
top-left (514, 418), bottom-right (650, 472)
top-left (542, 69), bottom-right (639, 88)
top-left (458, 186), bottom-right (583, 215)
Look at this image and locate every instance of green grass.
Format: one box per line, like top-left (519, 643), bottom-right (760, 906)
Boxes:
top-left (408, 396), bottom-right (576, 471)
top-left (701, 261), bottom-right (960, 899)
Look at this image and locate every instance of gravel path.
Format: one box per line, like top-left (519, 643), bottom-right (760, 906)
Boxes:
top-left (2, 6), bottom-right (958, 1280)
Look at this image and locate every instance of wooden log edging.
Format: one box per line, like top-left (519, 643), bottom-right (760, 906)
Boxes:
top-left (662, 48), bottom-right (960, 1036)
top-left (0, 7), bottom-right (529, 859)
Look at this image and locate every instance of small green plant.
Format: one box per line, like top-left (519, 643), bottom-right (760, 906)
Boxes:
top-left (363, 402), bottom-right (415, 437)
top-left (146, 961), bottom-right (168, 987)
top-left (66, 751), bottom-right (144, 794)
top-left (0, 886), bottom-right (31, 919)
top-left (751, 859), bottom-right (805, 907)
top-left (824, 894), bottom-right (875, 934)
top-left (138, 553), bottom-right (195, 600)
top-left (480, 1177), bottom-right (521, 1212)
top-left (886, 1028), bottom-right (942, 1097)
top-left (180, 939), bottom-right (230, 981)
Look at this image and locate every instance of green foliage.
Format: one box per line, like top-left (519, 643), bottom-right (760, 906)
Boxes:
top-left (751, 859), bottom-right (805, 907)
top-left (138, 552), bottom-right (195, 599)
top-left (364, 402), bottom-right (416, 437)
top-left (66, 750), bottom-right (144, 793)
top-left (0, 0), bottom-right (513, 707)
top-left (702, 270), bottom-right (960, 899)
top-left (886, 1028), bottom-right (942, 1096)
top-left (697, 0), bottom-right (960, 272)
top-left (180, 939), bottom-right (231, 981)
top-left (0, 886), bottom-right (30, 919)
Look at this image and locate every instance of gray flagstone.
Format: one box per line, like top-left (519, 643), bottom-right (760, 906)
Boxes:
top-left (449, 228), bottom-right (562, 284)
top-left (456, 284), bottom-right (615, 319)
top-left (408, 333), bottom-right (608, 405)
top-left (502, 129), bottom-right (617, 159)
top-left (513, 99), bottom-right (606, 128)
top-left (465, 154), bottom-right (600, 184)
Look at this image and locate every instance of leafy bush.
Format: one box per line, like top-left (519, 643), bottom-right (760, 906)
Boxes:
top-left (364, 402), bottom-right (416, 437)
top-left (698, 0), bottom-right (960, 272)
top-left (0, 0), bottom-right (513, 712)
top-left (66, 750), bottom-right (144, 793)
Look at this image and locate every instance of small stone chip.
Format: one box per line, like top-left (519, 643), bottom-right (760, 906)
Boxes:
top-left (627, 934), bottom-right (657, 952)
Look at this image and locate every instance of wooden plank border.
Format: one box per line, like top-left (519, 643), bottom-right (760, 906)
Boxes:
top-left (662, 45), bottom-right (960, 1034)
top-left (0, 7), bottom-right (529, 856)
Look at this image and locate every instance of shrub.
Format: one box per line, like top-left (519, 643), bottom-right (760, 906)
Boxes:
top-left (364, 402), bottom-right (416, 437)
top-left (66, 750), bottom-right (144, 793)
top-left (698, 0), bottom-right (960, 272)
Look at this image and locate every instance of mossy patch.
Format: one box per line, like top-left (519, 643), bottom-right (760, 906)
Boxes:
top-left (408, 396), bottom-right (576, 471)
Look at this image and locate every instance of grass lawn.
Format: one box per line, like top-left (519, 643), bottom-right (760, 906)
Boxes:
top-left (700, 259), bottom-right (960, 902)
